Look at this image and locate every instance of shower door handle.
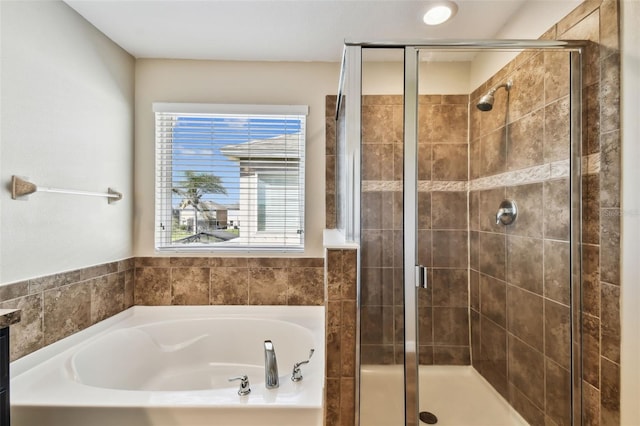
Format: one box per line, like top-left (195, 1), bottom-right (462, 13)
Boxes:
top-left (415, 265), bottom-right (428, 289)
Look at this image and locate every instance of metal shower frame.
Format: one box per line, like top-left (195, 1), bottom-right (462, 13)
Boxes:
top-left (336, 39), bottom-right (586, 426)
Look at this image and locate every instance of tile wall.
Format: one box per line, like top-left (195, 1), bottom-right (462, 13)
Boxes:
top-left (0, 259), bottom-right (134, 361)
top-left (358, 94), bottom-right (471, 365)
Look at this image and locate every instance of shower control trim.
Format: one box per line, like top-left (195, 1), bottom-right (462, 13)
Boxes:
top-left (415, 265), bottom-right (428, 289)
top-left (496, 200), bottom-right (517, 225)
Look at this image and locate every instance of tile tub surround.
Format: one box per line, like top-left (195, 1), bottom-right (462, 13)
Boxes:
top-left (0, 259), bottom-right (135, 362)
top-left (133, 257), bottom-right (325, 307)
top-left (0, 309), bottom-right (21, 328)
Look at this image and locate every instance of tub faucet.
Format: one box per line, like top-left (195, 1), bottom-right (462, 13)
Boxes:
top-left (264, 340), bottom-right (279, 389)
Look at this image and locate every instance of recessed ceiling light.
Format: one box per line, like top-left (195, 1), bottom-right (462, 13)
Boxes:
top-left (423, 1), bottom-right (458, 26)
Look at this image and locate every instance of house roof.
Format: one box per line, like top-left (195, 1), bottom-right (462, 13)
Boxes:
top-left (220, 134), bottom-right (302, 161)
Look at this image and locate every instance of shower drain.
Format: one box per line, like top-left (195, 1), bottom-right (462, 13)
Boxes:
top-left (419, 411), bottom-right (438, 424)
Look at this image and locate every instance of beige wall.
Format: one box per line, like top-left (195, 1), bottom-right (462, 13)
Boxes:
top-left (134, 59), bottom-right (340, 257)
top-left (0, 1), bottom-right (135, 284)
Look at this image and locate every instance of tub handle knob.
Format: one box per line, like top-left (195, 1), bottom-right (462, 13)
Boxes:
top-left (228, 375), bottom-right (251, 396)
top-left (291, 349), bottom-right (315, 382)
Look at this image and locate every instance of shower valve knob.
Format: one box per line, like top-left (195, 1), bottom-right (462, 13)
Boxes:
top-left (496, 200), bottom-right (517, 225)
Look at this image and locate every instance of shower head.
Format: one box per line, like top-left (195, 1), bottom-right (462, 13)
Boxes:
top-left (476, 80), bottom-right (513, 111)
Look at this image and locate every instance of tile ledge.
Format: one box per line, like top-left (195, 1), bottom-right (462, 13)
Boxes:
top-left (0, 309), bottom-right (21, 327)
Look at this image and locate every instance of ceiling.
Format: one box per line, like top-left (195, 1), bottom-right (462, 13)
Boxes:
top-left (63, 0), bottom-right (582, 63)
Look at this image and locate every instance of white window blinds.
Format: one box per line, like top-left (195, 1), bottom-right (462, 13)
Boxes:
top-left (154, 103), bottom-right (307, 252)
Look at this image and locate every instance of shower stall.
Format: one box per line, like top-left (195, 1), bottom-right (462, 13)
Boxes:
top-left (334, 41), bottom-right (584, 426)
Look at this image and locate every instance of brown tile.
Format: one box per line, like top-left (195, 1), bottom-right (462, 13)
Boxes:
top-left (362, 143), bottom-right (394, 181)
top-left (545, 299), bottom-right (571, 370)
top-left (469, 191), bottom-right (480, 231)
top-left (417, 345), bottom-right (434, 365)
top-left (361, 268), bottom-right (393, 307)
top-left (1, 294), bottom-right (43, 361)
top-left (418, 143), bottom-right (435, 180)
top-left (601, 282), bottom-right (620, 363)
top-left (432, 144), bottom-right (467, 181)
top-left (600, 211), bottom-right (620, 285)
top-left (585, 83), bottom-right (600, 154)
top-left (426, 103), bottom-right (468, 143)
top-left (210, 267), bottom-right (248, 305)
top-left (361, 230), bottom-right (382, 268)
top-left (544, 51), bottom-right (570, 103)
top-left (556, 0), bottom-right (600, 36)
top-left (431, 192), bottom-right (467, 230)
top-left (560, 12), bottom-right (600, 87)
top-left (432, 231), bottom-right (467, 268)
top-left (416, 230), bottom-right (432, 268)
top-left (470, 231), bottom-right (479, 271)
top-left (326, 193), bottom-right (336, 229)
top-left (171, 267), bottom-right (210, 305)
top-left (340, 378), bottom-right (356, 426)
top-left (600, 357), bottom-right (621, 425)
top-left (341, 300), bottom-right (357, 377)
top-left (544, 96), bottom-right (570, 162)
top-left (544, 178), bottom-right (570, 241)
top-left (432, 269), bottom-right (467, 307)
top-left (600, 0), bottom-right (619, 56)
top-left (507, 110), bottom-right (544, 170)
top-left (507, 286), bottom-right (543, 351)
top-left (134, 267), bottom-right (171, 305)
top-left (470, 270), bottom-right (480, 311)
top-left (510, 53), bottom-right (545, 121)
top-left (480, 317), bottom-right (508, 397)
top-left (362, 105), bottom-right (395, 142)
top-left (325, 377), bottom-right (340, 425)
top-left (326, 154), bottom-right (336, 195)
top-left (416, 306), bottom-right (433, 345)
top-left (0, 280), bottom-right (28, 302)
top-left (29, 270), bottom-right (80, 294)
top-left (544, 240), bottom-right (571, 305)
top-left (582, 314), bottom-right (600, 388)
top-left (479, 187), bottom-right (507, 233)
top-left (169, 257), bottom-right (209, 267)
top-left (136, 257), bottom-right (170, 267)
top-left (600, 53), bottom-right (620, 134)
top-left (80, 262), bottom-right (118, 281)
top-left (470, 309), bottom-right (481, 367)
top-left (362, 191), bottom-right (393, 230)
top-left (480, 274), bottom-right (506, 327)
top-left (90, 274), bottom-right (124, 324)
top-left (508, 335), bottom-right (545, 408)
top-left (433, 346), bottom-right (470, 365)
top-left (342, 249), bottom-right (357, 300)
top-left (508, 234), bottom-right (544, 294)
top-left (583, 381), bottom-right (601, 426)
top-left (479, 232), bottom-right (506, 281)
top-left (480, 128), bottom-right (507, 177)
top-left (248, 258), bottom-right (289, 268)
top-left (582, 243), bottom-right (601, 319)
top-left (506, 183), bottom-right (544, 238)
top-left (124, 270), bottom-right (134, 309)
top-left (43, 282), bottom-right (91, 345)
top-left (417, 191), bottom-right (431, 230)
top-left (326, 249), bottom-right (343, 301)
top-left (209, 258), bottom-right (249, 267)
top-left (470, 137), bottom-right (481, 179)
top-left (287, 267), bottom-right (324, 305)
top-left (248, 268), bottom-right (287, 305)
top-left (290, 258), bottom-right (324, 268)
top-left (432, 307), bottom-right (468, 346)
top-left (117, 258), bottom-right (134, 272)
top-left (361, 305), bottom-right (393, 345)
top-left (583, 174), bottom-right (600, 245)
top-left (600, 130), bottom-right (621, 208)
top-left (361, 344), bottom-right (395, 365)
top-left (326, 301), bottom-right (341, 378)
top-left (509, 383), bottom-right (545, 426)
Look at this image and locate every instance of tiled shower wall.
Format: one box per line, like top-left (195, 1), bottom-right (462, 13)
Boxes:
top-left (358, 94), bottom-right (471, 365)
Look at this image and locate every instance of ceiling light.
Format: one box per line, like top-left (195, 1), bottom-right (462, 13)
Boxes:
top-left (423, 2), bottom-right (458, 26)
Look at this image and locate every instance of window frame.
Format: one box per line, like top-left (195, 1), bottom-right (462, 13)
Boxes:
top-left (153, 102), bottom-right (308, 253)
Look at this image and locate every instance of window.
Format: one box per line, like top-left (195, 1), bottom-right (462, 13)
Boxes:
top-left (154, 103), bottom-right (307, 251)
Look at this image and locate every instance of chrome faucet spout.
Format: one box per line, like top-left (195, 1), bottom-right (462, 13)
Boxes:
top-left (264, 340), bottom-right (279, 389)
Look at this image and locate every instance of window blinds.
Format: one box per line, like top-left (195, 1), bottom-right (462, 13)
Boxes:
top-left (154, 103), bottom-right (307, 251)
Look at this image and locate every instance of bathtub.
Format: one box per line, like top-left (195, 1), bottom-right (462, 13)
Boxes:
top-left (10, 305), bottom-right (325, 426)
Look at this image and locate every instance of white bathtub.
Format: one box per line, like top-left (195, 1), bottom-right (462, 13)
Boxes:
top-left (10, 305), bottom-right (325, 426)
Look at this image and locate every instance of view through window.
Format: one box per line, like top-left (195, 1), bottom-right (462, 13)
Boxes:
top-left (154, 103), bottom-right (307, 251)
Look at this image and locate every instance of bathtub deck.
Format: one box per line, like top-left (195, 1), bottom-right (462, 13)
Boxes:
top-left (360, 365), bottom-right (529, 426)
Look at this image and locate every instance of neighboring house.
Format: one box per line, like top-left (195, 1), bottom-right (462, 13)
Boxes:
top-left (174, 200), bottom-right (240, 232)
top-left (220, 134), bottom-right (304, 246)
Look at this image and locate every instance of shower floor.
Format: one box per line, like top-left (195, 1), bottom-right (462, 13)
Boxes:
top-left (360, 365), bottom-right (528, 426)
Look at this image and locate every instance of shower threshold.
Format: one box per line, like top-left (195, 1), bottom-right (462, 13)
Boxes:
top-left (360, 365), bottom-right (528, 426)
